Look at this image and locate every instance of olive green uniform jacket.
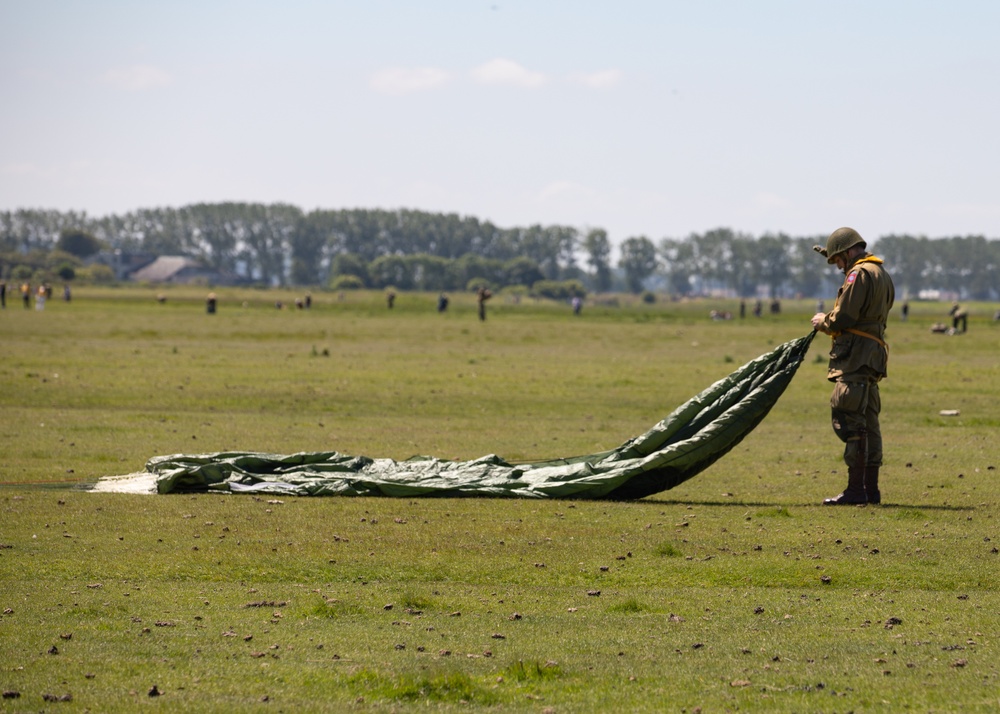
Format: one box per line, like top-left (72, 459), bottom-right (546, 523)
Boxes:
top-left (817, 254), bottom-right (895, 381)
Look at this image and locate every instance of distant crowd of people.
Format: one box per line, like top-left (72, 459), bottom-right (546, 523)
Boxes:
top-left (719, 296), bottom-right (997, 334)
top-left (731, 297), bottom-right (783, 320)
top-left (197, 286), bottom-right (523, 322)
top-left (0, 281), bottom-right (71, 310)
top-left (6, 279), bottom-right (998, 330)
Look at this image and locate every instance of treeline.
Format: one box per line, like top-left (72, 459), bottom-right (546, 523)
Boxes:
top-left (0, 204), bottom-right (588, 293)
top-left (2, 204), bottom-right (999, 299)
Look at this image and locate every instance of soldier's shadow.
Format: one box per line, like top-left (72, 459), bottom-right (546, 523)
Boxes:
top-left (640, 498), bottom-right (975, 511)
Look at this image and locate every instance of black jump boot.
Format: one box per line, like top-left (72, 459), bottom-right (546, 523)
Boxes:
top-left (866, 466), bottom-right (881, 505)
top-left (824, 430), bottom-right (868, 505)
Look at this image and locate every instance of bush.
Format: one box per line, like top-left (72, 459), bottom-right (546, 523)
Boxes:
top-left (330, 254), bottom-right (370, 286)
top-left (76, 264), bottom-right (115, 284)
top-left (641, 291), bottom-right (657, 304)
top-left (330, 274), bottom-right (365, 290)
top-left (500, 285), bottom-right (529, 301)
top-left (466, 277), bottom-right (492, 292)
top-left (531, 280), bottom-right (586, 300)
top-left (45, 250), bottom-right (81, 271)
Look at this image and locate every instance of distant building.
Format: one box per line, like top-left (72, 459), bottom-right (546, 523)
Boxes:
top-left (88, 251), bottom-right (242, 285)
top-left (88, 251), bottom-right (158, 281)
top-left (130, 256), bottom-right (211, 283)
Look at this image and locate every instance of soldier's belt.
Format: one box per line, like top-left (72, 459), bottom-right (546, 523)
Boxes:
top-left (831, 327), bottom-right (888, 350)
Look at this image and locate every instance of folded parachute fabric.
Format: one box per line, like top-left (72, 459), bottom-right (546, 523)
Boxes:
top-left (117, 332), bottom-right (815, 499)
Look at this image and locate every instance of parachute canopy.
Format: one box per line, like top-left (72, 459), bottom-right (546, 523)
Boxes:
top-left (100, 332), bottom-right (815, 499)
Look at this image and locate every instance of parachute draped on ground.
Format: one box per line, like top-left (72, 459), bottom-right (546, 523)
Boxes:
top-left (111, 332), bottom-right (815, 499)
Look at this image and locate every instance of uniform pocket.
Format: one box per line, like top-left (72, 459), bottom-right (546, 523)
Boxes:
top-left (830, 380), bottom-right (867, 413)
top-left (829, 333), bottom-right (855, 361)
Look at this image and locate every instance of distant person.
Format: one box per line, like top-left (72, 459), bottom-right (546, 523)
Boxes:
top-left (572, 296), bottom-right (582, 315)
top-left (305, 293), bottom-right (312, 309)
top-left (901, 301), bottom-right (909, 322)
top-left (739, 299), bottom-right (746, 319)
top-left (753, 299), bottom-right (762, 318)
top-left (63, 284), bottom-right (71, 302)
top-left (476, 286), bottom-right (492, 321)
top-left (0, 280), bottom-right (6, 309)
top-left (206, 292), bottom-right (217, 314)
top-left (437, 293), bottom-right (449, 313)
top-left (811, 227), bottom-right (894, 505)
top-left (770, 297), bottom-right (781, 314)
top-left (387, 291), bottom-right (396, 309)
top-left (949, 302), bottom-right (967, 333)
top-left (35, 284), bottom-right (46, 311)
top-left (816, 299), bottom-right (825, 313)
top-left (21, 282), bottom-right (31, 309)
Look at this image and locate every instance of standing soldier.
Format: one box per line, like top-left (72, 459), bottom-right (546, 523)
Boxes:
top-left (476, 286), bottom-right (492, 321)
top-left (811, 228), bottom-right (895, 505)
top-left (949, 302), bottom-right (968, 333)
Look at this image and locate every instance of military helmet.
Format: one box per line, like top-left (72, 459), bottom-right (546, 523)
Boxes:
top-left (813, 227), bottom-right (866, 264)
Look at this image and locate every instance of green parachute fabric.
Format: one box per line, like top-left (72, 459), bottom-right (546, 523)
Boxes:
top-left (146, 332), bottom-right (815, 499)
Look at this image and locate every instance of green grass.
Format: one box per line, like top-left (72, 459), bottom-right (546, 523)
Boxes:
top-left (2, 287), bottom-right (1000, 711)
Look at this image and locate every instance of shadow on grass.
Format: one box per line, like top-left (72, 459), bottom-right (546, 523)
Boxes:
top-left (0, 479), bottom-right (91, 490)
top-left (0, 481), bottom-right (978, 513)
top-left (643, 497), bottom-right (975, 511)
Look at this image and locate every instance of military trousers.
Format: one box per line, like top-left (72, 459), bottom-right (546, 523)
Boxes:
top-left (829, 376), bottom-right (882, 468)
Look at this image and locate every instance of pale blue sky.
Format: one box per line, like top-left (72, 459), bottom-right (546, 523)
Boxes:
top-left (3, 1), bottom-right (999, 247)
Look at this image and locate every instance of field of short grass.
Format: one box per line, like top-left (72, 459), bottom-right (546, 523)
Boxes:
top-left (1, 287), bottom-right (999, 711)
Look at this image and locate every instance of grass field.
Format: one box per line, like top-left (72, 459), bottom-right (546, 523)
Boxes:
top-left (2, 286), bottom-right (999, 712)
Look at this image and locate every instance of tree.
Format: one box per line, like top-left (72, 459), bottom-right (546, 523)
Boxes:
top-left (618, 236), bottom-right (658, 293)
top-left (503, 256), bottom-right (545, 287)
top-left (786, 237), bottom-right (828, 298)
top-left (450, 254), bottom-right (505, 289)
top-left (369, 255), bottom-right (412, 289)
top-left (583, 229), bottom-right (612, 292)
top-left (330, 253), bottom-right (370, 286)
top-left (290, 215), bottom-right (328, 285)
top-left (407, 254), bottom-right (451, 291)
top-left (658, 237), bottom-right (695, 296)
top-left (755, 233), bottom-right (789, 297)
top-left (187, 204), bottom-right (238, 274)
top-left (876, 234), bottom-right (932, 298)
top-left (56, 229), bottom-right (102, 258)
top-left (239, 203), bottom-right (302, 286)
